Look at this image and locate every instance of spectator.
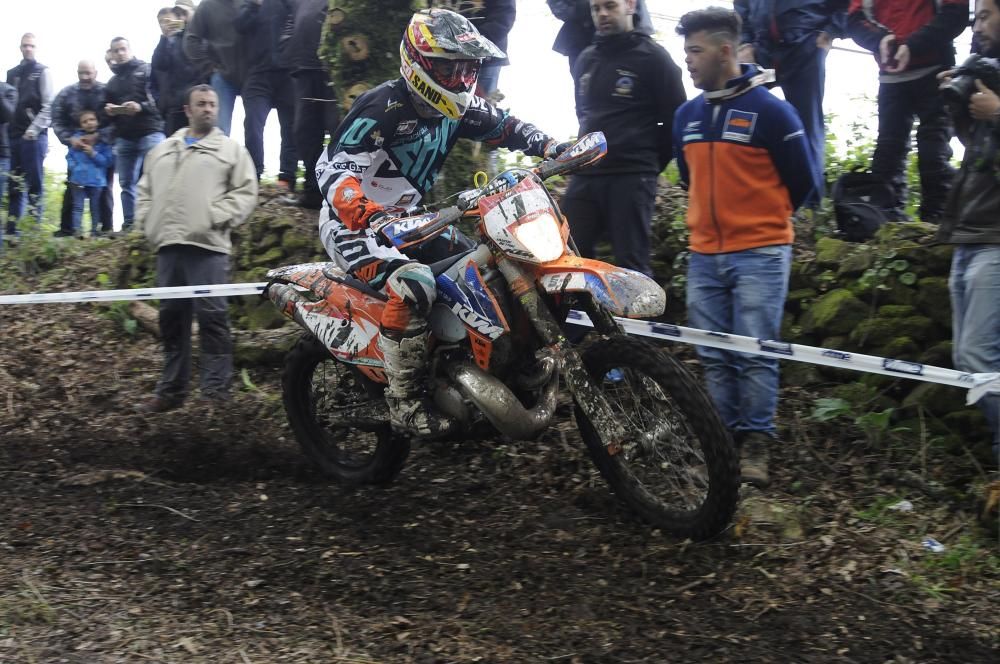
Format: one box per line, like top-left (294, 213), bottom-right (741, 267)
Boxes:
top-left (105, 37), bottom-right (165, 232)
top-left (847, 0), bottom-right (968, 222)
top-left (735, 1), bottom-right (847, 202)
top-left (51, 60), bottom-right (114, 237)
top-left (316, 8), bottom-right (568, 437)
top-left (547, 0), bottom-right (654, 72)
top-left (66, 110), bottom-right (113, 238)
top-left (134, 84), bottom-right (258, 413)
top-left (559, 0), bottom-right (685, 277)
top-left (275, 0), bottom-right (338, 209)
top-left (5, 33), bottom-right (53, 236)
top-left (0, 82), bottom-right (16, 250)
top-left (184, 0), bottom-right (250, 136)
top-left (936, 0), bottom-right (1000, 464)
top-left (428, 0), bottom-right (516, 97)
top-left (674, 8), bottom-right (819, 488)
top-left (152, 4), bottom-right (208, 135)
top-left (235, 0), bottom-right (296, 189)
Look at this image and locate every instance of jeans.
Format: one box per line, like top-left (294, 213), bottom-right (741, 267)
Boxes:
top-left (292, 69), bottom-right (339, 200)
top-left (155, 245), bottom-right (234, 400)
top-left (562, 173), bottom-right (659, 277)
top-left (6, 131), bottom-right (48, 232)
top-left (70, 185), bottom-right (104, 235)
top-left (60, 162), bottom-right (115, 234)
top-left (243, 70), bottom-right (297, 182)
top-left (949, 244), bottom-right (1000, 458)
top-left (476, 64), bottom-right (502, 97)
top-left (0, 156), bottom-right (8, 248)
top-left (115, 132), bottom-right (165, 228)
top-left (766, 39), bottom-right (827, 204)
top-left (871, 71), bottom-right (955, 220)
top-left (686, 244), bottom-right (792, 436)
top-left (211, 72), bottom-right (241, 137)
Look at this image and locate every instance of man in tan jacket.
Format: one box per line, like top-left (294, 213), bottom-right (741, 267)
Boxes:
top-left (134, 83), bottom-right (258, 413)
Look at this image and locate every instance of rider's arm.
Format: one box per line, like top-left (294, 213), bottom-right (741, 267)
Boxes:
top-left (459, 96), bottom-right (553, 157)
top-left (315, 113), bottom-right (389, 231)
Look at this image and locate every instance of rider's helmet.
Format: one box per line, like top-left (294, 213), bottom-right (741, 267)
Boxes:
top-left (400, 8), bottom-right (505, 120)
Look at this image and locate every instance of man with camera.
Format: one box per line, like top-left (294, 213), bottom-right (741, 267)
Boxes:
top-left (937, 0), bottom-right (1000, 465)
top-left (847, 0), bottom-right (968, 223)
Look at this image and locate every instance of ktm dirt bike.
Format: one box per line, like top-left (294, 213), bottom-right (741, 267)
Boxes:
top-left (264, 132), bottom-right (739, 540)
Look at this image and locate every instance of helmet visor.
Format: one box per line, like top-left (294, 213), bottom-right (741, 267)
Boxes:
top-left (429, 59), bottom-right (480, 92)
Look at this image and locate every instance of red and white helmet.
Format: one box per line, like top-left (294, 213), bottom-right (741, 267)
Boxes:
top-left (400, 8), bottom-right (505, 119)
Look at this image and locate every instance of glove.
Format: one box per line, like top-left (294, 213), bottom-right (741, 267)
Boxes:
top-left (543, 139), bottom-right (573, 160)
top-left (368, 210), bottom-right (397, 246)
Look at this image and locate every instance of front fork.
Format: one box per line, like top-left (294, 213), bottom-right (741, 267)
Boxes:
top-left (495, 257), bottom-right (627, 454)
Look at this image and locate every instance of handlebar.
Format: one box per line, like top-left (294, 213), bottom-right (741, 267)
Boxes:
top-left (397, 205), bottom-right (463, 243)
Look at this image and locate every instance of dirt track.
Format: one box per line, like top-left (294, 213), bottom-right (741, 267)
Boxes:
top-left (1, 265), bottom-right (998, 663)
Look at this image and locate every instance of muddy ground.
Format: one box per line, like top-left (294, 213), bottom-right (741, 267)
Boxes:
top-left (0, 240), bottom-right (998, 664)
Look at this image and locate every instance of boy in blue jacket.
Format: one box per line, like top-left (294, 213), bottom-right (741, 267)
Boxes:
top-left (66, 110), bottom-right (113, 237)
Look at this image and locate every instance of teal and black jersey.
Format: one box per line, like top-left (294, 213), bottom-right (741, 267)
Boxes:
top-left (316, 79), bottom-right (552, 234)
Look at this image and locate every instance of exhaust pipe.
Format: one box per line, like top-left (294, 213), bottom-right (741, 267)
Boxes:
top-left (445, 357), bottom-right (559, 440)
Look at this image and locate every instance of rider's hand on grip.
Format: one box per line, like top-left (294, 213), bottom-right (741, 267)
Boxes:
top-left (369, 211), bottom-right (397, 246)
top-left (543, 139), bottom-right (573, 160)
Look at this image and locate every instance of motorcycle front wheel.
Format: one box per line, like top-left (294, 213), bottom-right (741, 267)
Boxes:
top-left (282, 334), bottom-right (409, 485)
top-left (575, 335), bottom-right (739, 540)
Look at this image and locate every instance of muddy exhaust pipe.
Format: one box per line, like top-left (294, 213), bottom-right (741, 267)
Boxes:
top-left (445, 354), bottom-right (559, 440)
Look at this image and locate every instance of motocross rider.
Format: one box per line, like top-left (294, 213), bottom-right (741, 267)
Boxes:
top-left (316, 8), bottom-right (569, 438)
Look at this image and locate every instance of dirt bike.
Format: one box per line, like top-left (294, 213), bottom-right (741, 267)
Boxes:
top-left (264, 132), bottom-right (740, 540)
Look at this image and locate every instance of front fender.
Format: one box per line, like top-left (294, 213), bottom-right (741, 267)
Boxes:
top-left (536, 256), bottom-right (665, 318)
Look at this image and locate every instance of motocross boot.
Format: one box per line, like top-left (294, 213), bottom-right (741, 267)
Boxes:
top-left (378, 330), bottom-right (455, 438)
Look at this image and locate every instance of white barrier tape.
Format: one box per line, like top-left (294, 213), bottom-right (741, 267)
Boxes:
top-left (0, 282), bottom-right (269, 305)
top-left (565, 312), bottom-right (1000, 407)
top-left (1, 283), bottom-right (997, 405)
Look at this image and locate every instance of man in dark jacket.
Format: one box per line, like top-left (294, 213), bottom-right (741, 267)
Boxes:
top-left (936, 0), bottom-right (1000, 464)
top-left (236, 0), bottom-right (296, 189)
top-left (105, 37), bottom-right (165, 231)
top-left (6, 33), bottom-right (53, 234)
top-left (429, 1), bottom-right (516, 96)
top-left (547, 0), bottom-right (654, 72)
top-left (848, 0), bottom-right (968, 221)
top-left (273, 0), bottom-right (338, 209)
top-left (184, 0), bottom-right (251, 136)
top-left (152, 5), bottom-right (208, 135)
top-left (560, 0), bottom-right (685, 278)
top-left (735, 0), bottom-right (848, 197)
top-left (51, 60), bottom-right (115, 236)
top-left (0, 82), bottom-right (16, 249)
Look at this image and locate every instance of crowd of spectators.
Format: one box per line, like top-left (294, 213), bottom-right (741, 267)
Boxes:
top-left (0, 1), bottom-right (996, 471)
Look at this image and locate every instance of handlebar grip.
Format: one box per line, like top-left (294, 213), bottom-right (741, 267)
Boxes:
top-left (399, 206), bottom-right (463, 242)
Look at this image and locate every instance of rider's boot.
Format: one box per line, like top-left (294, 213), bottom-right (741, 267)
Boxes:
top-left (378, 329), bottom-right (455, 438)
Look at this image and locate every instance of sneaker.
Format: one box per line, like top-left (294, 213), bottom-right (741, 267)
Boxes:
top-left (53, 229), bottom-right (74, 238)
top-left (740, 432), bottom-right (772, 489)
top-left (134, 395), bottom-right (184, 414)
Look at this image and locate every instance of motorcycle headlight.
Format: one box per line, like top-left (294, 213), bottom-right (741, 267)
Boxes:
top-left (513, 213), bottom-right (564, 263)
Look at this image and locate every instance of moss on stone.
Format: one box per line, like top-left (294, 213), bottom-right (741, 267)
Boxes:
top-left (242, 301), bottom-right (289, 331)
top-left (836, 247), bottom-right (875, 277)
top-left (914, 276), bottom-right (951, 327)
top-left (877, 304), bottom-right (916, 318)
top-left (877, 336), bottom-right (919, 360)
top-left (814, 236), bottom-right (852, 267)
top-left (799, 288), bottom-right (869, 336)
top-left (257, 232), bottom-right (281, 251)
top-left (252, 247), bottom-right (287, 268)
top-left (901, 382), bottom-right (968, 417)
top-left (848, 315), bottom-right (933, 348)
top-left (785, 288), bottom-right (816, 314)
top-left (918, 340), bottom-right (952, 369)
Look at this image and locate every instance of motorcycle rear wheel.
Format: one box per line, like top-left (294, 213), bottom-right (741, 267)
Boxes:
top-left (575, 335), bottom-right (739, 540)
top-left (282, 334), bottom-right (409, 485)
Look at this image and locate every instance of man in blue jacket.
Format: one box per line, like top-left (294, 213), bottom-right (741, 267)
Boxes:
top-left (734, 0), bottom-right (848, 194)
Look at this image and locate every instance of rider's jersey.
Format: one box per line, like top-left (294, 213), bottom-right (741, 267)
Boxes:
top-left (317, 79), bottom-right (553, 241)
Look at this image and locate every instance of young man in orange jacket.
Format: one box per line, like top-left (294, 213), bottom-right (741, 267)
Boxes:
top-left (674, 8), bottom-right (820, 488)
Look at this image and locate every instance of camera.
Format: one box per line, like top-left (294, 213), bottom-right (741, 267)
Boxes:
top-left (941, 54), bottom-right (1000, 106)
